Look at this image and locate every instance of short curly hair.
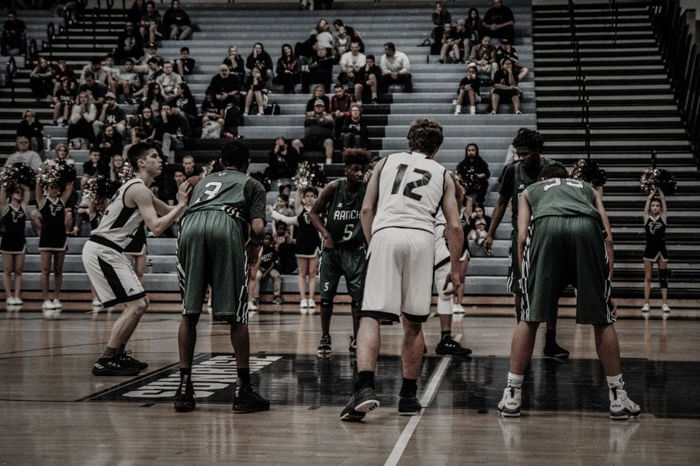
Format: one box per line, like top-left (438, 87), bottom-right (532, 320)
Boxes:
top-left (407, 119), bottom-right (444, 156)
top-left (342, 148), bottom-right (371, 166)
top-left (512, 128), bottom-right (544, 154)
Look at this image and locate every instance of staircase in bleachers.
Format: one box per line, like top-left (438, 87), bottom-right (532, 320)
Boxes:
top-left (532, 1), bottom-right (700, 299)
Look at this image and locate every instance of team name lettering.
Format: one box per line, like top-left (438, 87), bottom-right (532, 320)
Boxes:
top-left (333, 210), bottom-right (360, 221)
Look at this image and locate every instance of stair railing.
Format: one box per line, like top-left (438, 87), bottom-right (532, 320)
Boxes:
top-left (62, 7), bottom-right (71, 49)
top-left (6, 56), bottom-right (17, 104)
top-left (45, 23), bottom-right (56, 62)
top-left (106, 0), bottom-right (115, 32)
top-left (608, 0), bottom-right (618, 44)
top-left (92, 8), bottom-right (98, 50)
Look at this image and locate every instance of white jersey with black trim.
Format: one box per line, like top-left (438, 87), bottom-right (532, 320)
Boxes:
top-left (372, 151), bottom-right (446, 235)
top-left (91, 178), bottom-right (146, 249)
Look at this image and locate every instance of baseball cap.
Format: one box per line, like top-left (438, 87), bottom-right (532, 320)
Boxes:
top-left (105, 92), bottom-right (116, 99)
top-left (314, 99), bottom-right (325, 106)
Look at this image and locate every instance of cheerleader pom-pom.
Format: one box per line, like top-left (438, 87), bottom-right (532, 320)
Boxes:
top-left (455, 169), bottom-right (477, 194)
top-left (570, 159), bottom-right (607, 187)
top-left (293, 161), bottom-right (316, 190)
top-left (56, 159), bottom-right (77, 186)
top-left (640, 168), bottom-right (677, 195)
top-left (83, 176), bottom-right (119, 203)
top-left (38, 161), bottom-right (61, 188)
top-left (117, 163), bottom-right (135, 184)
top-left (201, 160), bottom-right (224, 177)
top-left (249, 171), bottom-right (271, 192)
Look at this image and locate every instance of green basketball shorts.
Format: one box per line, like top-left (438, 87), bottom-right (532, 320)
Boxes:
top-left (319, 245), bottom-right (367, 306)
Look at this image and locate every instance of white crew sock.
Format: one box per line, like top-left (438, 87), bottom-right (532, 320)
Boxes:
top-left (507, 372), bottom-right (524, 389)
top-left (470, 105), bottom-right (476, 114)
top-left (606, 374), bottom-right (624, 390)
top-left (455, 104), bottom-right (462, 114)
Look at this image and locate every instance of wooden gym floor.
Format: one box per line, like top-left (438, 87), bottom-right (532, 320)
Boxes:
top-left (1, 304), bottom-right (699, 465)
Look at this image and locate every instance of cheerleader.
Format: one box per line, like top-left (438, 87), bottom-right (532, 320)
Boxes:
top-left (36, 177), bottom-right (74, 316)
top-left (1, 184), bottom-right (30, 307)
top-left (271, 187), bottom-right (321, 312)
top-left (124, 221), bottom-right (147, 284)
top-left (642, 188), bottom-right (670, 313)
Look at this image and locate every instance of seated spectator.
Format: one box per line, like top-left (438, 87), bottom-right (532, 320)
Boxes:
top-left (133, 41), bottom-right (163, 75)
top-left (80, 57), bottom-right (109, 86)
top-left (482, 0), bottom-right (516, 44)
top-left (431, 1), bottom-right (451, 44)
top-left (51, 59), bottom-right (76, 95)
top-left (81, 147), bottom-right (110, 189)
top-left (495, 38), bottom-right (528, 80)
top-left (223, 45), bottom-right (246, 82)
top-left (174, 82), bottom-right (197, 126)
top-left (94, 92), bottom-right (127, 137)
top-left (156, 61), bottom-right (182, 101)
top-left (122, 128), bottom-right (147, 158)
top-left (345, 26), bottom-right (364, 53)
top-left (200, 87), bottom-right (224, 129)
top-left (466, 8), bottom-right (482, 57)
top-left (438, 23), bottom-right (459, 64)
top-left (142, 57), bottom-right (163, 87)
top-left (333, 24), bottom-right (351, 60)
top-left (29, 57), bottom-right (55, 102)
top-left (273, 221), bottom-right (296, 274)
top-left (209, 64), bottom-right (242, 109)
top-left (5, 136), bottom-right (41, 172)
top-left (380, 42), bottom-right (412, 93)
top-left (114, 21), bottom-right (143, 64)
top-left (138, 82), bottom-right (165, 114)
top-left (158, 104), bottom-right (189, 155)
top-left (117, 58), bottom-right (143, 104)
top-left (266, 137), bottom-right (300, 181)
top-left (354, 54), bottom-right (380, 103)
top-left (181, 154), bottom-right (198, 178)
top-left (1, 10), bottom-right (26, 56)
top-left (456, 143), bottom-right (490, 205)
top-left (301, 47), bottom-right (333, 94)
top-left (340, 104), bottom-right (368, 149)
top-left (54, 143), bottom-right (75, 164)
top-left (249, 232), bottom-right (283, 308)
top-left (139, 1), bottom-right (163, 45)
top-left (469, 35), bottom-right (497, 82)
top-left (275, 44), bottom-right (299, 94)
top-left (53, 77), bottom-right (77, 125)
top-left (17, 109), bottom-right (44, 153)
top-left (467, 204), bottom-right (490, 246)
top-left (294, 99), bottom-right (335, 164)
top-left (455, 63), bottom-right (482, 115)
top-left (329, 83), bottom-right (354, 120)
top-left (491, 57), bottom-right (522, 114)
top-left (338, 41), bottom-right (365, 87)
top-left (134, 106), bottom-right (159, 142)
top-left (97, 124), bottom-right (124, 158)
top-left (315, 20), bottom-right (334, 55)
top-left (162, 0), bottom-right (192, 40)
top-left (109, 153), bottom-right (127, 181)
top-left (67, 91), bottom-right (97, 149)
top-left (246, 43), bottom-right (274, 83)
top-left (128, 0), bottom-right (148, 26)
top-left (78, 71), bottom-right (108, 109)
top-left (243, 66), bottom-right (269, 116)
top-left (305, 85), bottom-right (330, 116)
top-left (271, 192), bottom-right (294, 233)
top-left (451, 19), bottom-right (470, 63)
top-left (175, 46), bottom-right (196, 77)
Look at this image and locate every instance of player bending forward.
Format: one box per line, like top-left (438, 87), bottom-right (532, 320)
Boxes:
top-left (341, 119), bottom-right (464, 421)
top-left (85, 142), bottom-right (190, 376)
top-left (174, 141), bottom-right (270, 413)
top-left (497, 164), bottom-right (641, 420)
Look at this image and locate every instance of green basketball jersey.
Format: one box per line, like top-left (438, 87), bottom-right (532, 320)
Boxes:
top-left (324, 178), bottom-right (366, 247)
top-left (528, 178), bottom-right (601, 222)
top-left (511, 158), bottom-right (560, 227)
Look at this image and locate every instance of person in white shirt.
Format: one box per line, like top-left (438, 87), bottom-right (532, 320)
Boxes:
top-left (338, 41), bottom-right (365, 86)
top-left (4, 136), bottom-right (42, 172)
top-left (156, 61), bottom-right (182, 102)
top-left (379, 42), bottom-right (412, 93)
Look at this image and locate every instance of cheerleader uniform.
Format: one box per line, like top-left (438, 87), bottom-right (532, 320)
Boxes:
top-left (294, 208), bottom-right (321, 258)
top-left (0, 205), bottom-right (27, 254)
top-left (38, 197), bottom-right (67, 251)
top-left (124, 221), bottom-right (147, 256)
top-left (643, 215), bottom-right (668, 262)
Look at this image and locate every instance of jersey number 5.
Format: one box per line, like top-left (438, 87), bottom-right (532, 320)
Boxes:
top-left (391, 164), bottom-right (432, 201)
top-left (193, 181), bottom-right (222, 204)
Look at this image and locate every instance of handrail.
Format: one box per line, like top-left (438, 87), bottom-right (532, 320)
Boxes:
top-left (92, 7), bottom-right (98, 49)
top-left (46, 22), bottom-right (56, 61)
top-left (63, 7), bottom-right (71, 48)
top-left (6, 56), bottom-right (17, 104)
top-left (106, 0), bottom-right (115, 32)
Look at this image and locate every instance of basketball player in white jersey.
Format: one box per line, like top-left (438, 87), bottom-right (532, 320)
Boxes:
top-left (83, 142), bottom-right (190, 376)
top-left (341, 119), bottom-right (464, 421)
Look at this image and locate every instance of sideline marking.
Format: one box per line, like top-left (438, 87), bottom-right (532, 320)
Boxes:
top-left (383, 334), bottom-right (461, 466)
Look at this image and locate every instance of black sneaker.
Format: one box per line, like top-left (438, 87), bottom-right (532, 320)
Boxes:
top-left (340, 386), bottom-right (380, 422)
top-left (120, 350), bottom-right (149, 370)
top-left (233, 385), bottom-right (270, 413)
top-left (348, 336), bottom-right (357, 354)
top-left (92, 357), bottom-right (141, 376)
top-left (317, 334), bottom-right (332, 355)
top-left (173, 376), bottom-right (196, 412)
top-left (435, 335), bottom-right (472, 358)
top-left (543, 340), bottom-right (570, 359)
top-left (398, 396), bottom-right (422, 416)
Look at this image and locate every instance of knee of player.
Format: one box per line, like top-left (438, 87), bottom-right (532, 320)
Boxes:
top-left (130, 297), bottom-right (149, 316)
top-left (402, 318), bottom-right (423, 334)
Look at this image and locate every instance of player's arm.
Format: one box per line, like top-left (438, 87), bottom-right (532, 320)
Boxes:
top-left (360, 157), bottom-right (386, 245)
top-left (441, 172), bottom-right (465, 294)
top-left (60, 181), bottom-right (74, 204)
top-left (20, 183), bottom-right (30, 210)
top-left (658, 188), bottom-right (668, 222)
top-left (517, 189), bottom-right (531, 267)
top-left (643, 189), bottom-right (654, 221)
top-left (129, 182), bottom-right (189, 236)
top-left (310, 180), bottom-right (336, 249)
top-left (270, 209), bottom-right (299, 226)
top-left (152, 192), bottom-right (180, 216)
top-left (245, 180), bottom-right (267, 266)
top-left (594, 187), bottom-right (615, 278)
top-left (484, 194), bottom-right (508, 256)
top-left (35, 178), bottom-right (44, 207)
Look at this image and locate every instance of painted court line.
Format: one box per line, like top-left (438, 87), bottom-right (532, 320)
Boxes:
top-left (384, 334), bottom-right (461, 466)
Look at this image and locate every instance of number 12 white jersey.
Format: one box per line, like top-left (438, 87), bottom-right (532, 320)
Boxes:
top-left (372, 152), bottom-right (446, 235)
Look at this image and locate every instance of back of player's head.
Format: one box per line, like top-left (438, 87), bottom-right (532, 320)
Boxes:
top-left (539, 164), bottom-right (568, 180)
top-left (220, 141), bottom-right (250, 169)
top-left (512, 128), bottom-right (544, 154)
top-left (342, 148), bottom-right (370, 166)
top-left (127, 142), bottom-right (156, 169)
top-left (407, 119), bottom-right (444, 156)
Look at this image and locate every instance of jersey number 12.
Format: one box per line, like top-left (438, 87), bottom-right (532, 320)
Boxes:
top-left (391, 164), bottom-right (432, 201)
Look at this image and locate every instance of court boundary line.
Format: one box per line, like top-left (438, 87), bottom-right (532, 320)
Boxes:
top-left (383, 334), bottom-right (461, 466)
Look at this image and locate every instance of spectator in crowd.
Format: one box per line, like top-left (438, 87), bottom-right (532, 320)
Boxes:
top-left (495, 38), bottom-right (528, 80)
top-left (273, 221), bottom-right (296, 274)
top-left (329, 83), bottom-right (354, 120)
top-left (139, 0), bottom-right (163, 44)
top-left (122, 128), bottom-right (146, 158)
top-left (295, 99), bottom-right (335, 165)
top-left (243, 66), bottom-right (269, 116)
top-left (345, 26), bottom-right (365, 53)
top-left (68, 91), bottom-right (97, 149)
top-left (248, 232), bottom-right (283, 309)
top-left (101, 54), bottom-right (122, 95)
top-left (173, 82), bottom-right (197, 126)
top-left (457, 143), bottom-right (490, 205)
top-left (246, 42), bottom-right (274, 83)
top-left (271, 192), bottom-right (295, 233)
top-left (482, 0), bottom-right (516, 44)
top-left (80, 57), bottom-right (108, 86)
top-left (53, 77), bottom-right (77, 125)
top-left (466, 8), bottom-right (482, 56)
top-left (275, 44), bottom-right (299, 94)
top-left (156, 61), bottom-right (182, 101)
top-left (181, 154), bottom-right (198, 178)
top-left (134, 106), bottom-right (159, 141)
top-left (134, 41), bottom-right (163, 75)
top-left (438, 23), bottom-right (459, 64)
top-left (175, 46), bottom-right (196, 77)
top-left (81, 147), bottom-right (110, 189)
top-left (200, 88), bottom-right (224, 136)
top-left (51, 59), bottom-right (76, 94)
top-left (128, 0), bottom-right (148, 25)
top-left (97, 124), bottom-right (124, 158)
top-left (94, 92), bottom-right (127, 137)
top-left (338, 41), bottom-right (365, 86)
top-left (455, 62), bottom-right (482, 115)
top-left (29, 57), bottom-right (55, 102)
top-left (78, 71), bottom-right (108, 108)
top-left (354, 54), bottom-right (380, 104)
top-left (302, 47), bottom-right (334, 94)
top-left (380, 42), bottom-right (412, 93)
top-left (209, 64), bottom-right (242, 109)
top-left (1, 10), bottom-right (26, 56)
top-left (266, 137), bottom-right (301, 181)
top-left (223, 45), bottom-right (246, 82)
top-left (340, 103), bottom-right (367, 149)
top-left (333, 24), bottom-right (351, 60)
top-left (17, 110), bottom-right (44, 153)
top-left (114, 21), bottom-right (143, 64)
top-left (431, 1), bottom-right (452, 43)
top-left (117, 58), bottom-right (143, 104)
top-left (109, 152), bottom-right (127, 181)
top-left (5, 136), bottom-right (41, 172)
top-left (138, 82), bottom-right (165, 114)
top-left (158, 104), bottom-right (190, 155)
top-left (491, 57), bottom-right (522, 114)
top-left (315, 19), bottom-right (334, 54)
top-left (469, 35), bottom-right (497, 82)
top-left (451, 19), bottom-right (470, 63)
top-left (467, 204), bottom-right (490, 246)
top-left (305, 85), bottom-right (330, 115)
top-left (162, 0), bottom-right (192, 40)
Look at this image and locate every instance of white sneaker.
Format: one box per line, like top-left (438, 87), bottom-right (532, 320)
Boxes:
top-left (5, 298), bottom-right (13, 307)
top-left (42, 308), bottom-right (55, 319)
top-left (662, 304), bottom-right (671, 313)
top-left (641, 303), bottom-right (649, 313)
top-left (206, 298), bottom-right (212, 314)
top-left (91, 297), bottom-right (102, 308)
top-left (497, 386), bottom-right (521, 417)
top-left (300, 299), bottom-right (308, 308)
top-left (248, 300), bottom-right (258, 311)
top-left (609, 388), bottom-right (641, 420)
top-left (454, 304), bottom-right (465, 314)
top-left (307, 299), bottom-right (316, 308)
top-left (42, 299), bottom-right (56, 310)
top-left (52, 299), bottom-right (62, 309)
top-left (14, 297), bottom-right (23, 305)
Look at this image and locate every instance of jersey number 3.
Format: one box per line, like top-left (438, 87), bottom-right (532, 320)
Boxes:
top-left (193, 182), bottom-right (222, 204)
top-left (391, 164), bottom-right (432, 201)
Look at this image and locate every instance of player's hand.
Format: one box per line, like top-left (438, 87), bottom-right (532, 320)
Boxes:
top-left (177, 181), bottom-right (192, 206)
top-left (482, 235), bottom-right (494, 256)
top-left (443, 271), bottom-right (463, 295)
top-left (323, 235), bottom-right (335, 250)
top-left (609, 298), bottom-right (618, 319)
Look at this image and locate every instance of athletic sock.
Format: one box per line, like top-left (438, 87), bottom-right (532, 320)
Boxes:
top-left (545, 328), bottom-right (556, 341)
top-left (101, 346), bottom-right (118, 359)
top-left (118, 344), bottom-right (126, 355)
top-left (606, 374), bottom-right (624, 390)
top-left (399, 378), bottom-right (417, 398)
top-left (441, 330), bottom-right (451, 339)
top-left (507, 372), bottom-right (524, 389)
top-left (237, 368), bottom-right (251, 388)
top-left (180, 367), bottom-right (191, 378)
top-left (371, 92), bottom-right (377, 100)
top-left (455, 104), bottom-right (462, 113)
top-left (356, 370), bottom-right (375, 390)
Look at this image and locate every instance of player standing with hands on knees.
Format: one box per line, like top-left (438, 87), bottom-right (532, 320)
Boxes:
top-left (84, 143), bottom-right (190, 376)
top-left (341, 119), bottom-right (464, 421)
